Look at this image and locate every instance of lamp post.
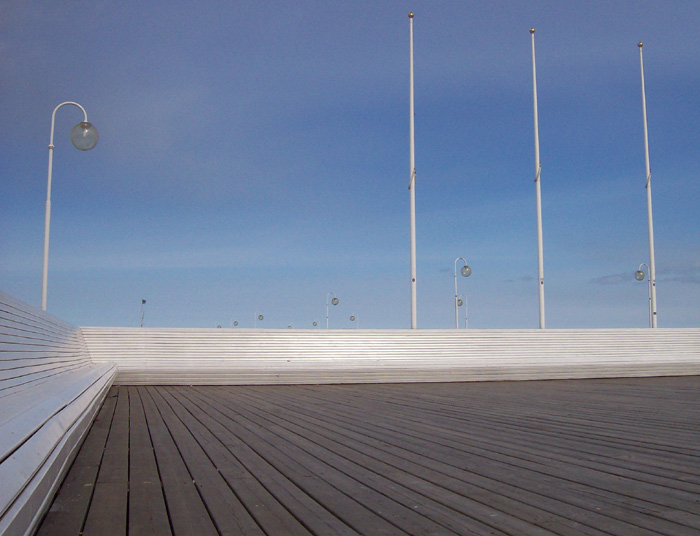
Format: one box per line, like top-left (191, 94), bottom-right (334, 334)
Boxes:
top-left (326, 292), bottom-right (339, 329)
top-left (635, 263), bottom-right (653, 328)
top-left (530, 29), bottom-right (546, 329)
top-left (457, 294), bottom-right (468, 329)
top-left (254, 313), bottom-right (263, 328)
top-left (41, 102), bottom-right (99, 311)
top-left (638, 43), bottom-right (658, 328)
top-left (350, 315), bottom-right (358, 329)
top-left (454, 257), bottom-right (472, 329)
top-left (408, 12), bottom-right (418, 329)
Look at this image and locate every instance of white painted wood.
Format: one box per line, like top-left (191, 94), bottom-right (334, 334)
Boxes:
top-left (0, 290), bottom-right (116, 536)
top-left (2, 284), bottom-right (699, 535)
top-left (82, 327), bottom-right (700, 385)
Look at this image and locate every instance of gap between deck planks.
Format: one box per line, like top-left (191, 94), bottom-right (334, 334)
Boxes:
top-left (37, 377), bottom-right (700, 536)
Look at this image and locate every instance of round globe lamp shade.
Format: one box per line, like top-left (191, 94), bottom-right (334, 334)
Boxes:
top-left (460, 265), bottom-right (472, 277)
top-left (635, 270), bottom-right (646, 281)
top-left (331, 297), bottom-right (339, 306)
top-left (70, 122), bottom-right (99, 151)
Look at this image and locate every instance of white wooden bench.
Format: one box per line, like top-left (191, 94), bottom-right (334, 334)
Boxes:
top-left (0, 291), bottom-right (116, 536)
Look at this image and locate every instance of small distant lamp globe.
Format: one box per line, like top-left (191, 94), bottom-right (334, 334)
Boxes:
top-left (70, 122), bottom-right (99, 151)
top-left (635, 270), bottom-right (646, 281)
top-left (326, 292), bottom-right (339, 328)
top-left (461, 265), bottom-right (472, 278)
top-left (258, 314), bottom-right (264, 321)
top-left (457, 298), bottom-right (464, 307)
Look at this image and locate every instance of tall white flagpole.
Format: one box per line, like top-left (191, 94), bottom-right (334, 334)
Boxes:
top-left (408, 12), bottom-right (418, 329)
top-left (530, 28), bottom-right (546, 329)
top-left (638, 42), bottom-right (658, 327)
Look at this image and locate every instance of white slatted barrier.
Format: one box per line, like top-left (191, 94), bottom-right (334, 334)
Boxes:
top-left (0, 291), bottom-right (116, 536)
top-left (81, 326), bottom-right (700, 385)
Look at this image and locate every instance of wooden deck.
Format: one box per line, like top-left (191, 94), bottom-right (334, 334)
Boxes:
top-left (37, 377), bottom-right (700, 535)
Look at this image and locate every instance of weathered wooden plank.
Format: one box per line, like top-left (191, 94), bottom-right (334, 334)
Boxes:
top-left (314, 386), bottom-right (700, 527)
top-left (37, 378), bottom-right (700, 536)
top-left (145, 385), bottom-right (266, 536)
top-left (82, 385), bottom-right (130, 536)
top-left (165, 386), bottom-right (327, 536)
top-left (35, 388), bottom-right (118, 536)
top-left (214, 386), bottom-right (590, 536)
top-left (197, 386), bottom-right (531, 536)
top-left (220, 381), bottom-right (700, 535)
top-left (128, 387), bottom-right (172, 536)
top-left (138, 386), bottom-right (219, 536)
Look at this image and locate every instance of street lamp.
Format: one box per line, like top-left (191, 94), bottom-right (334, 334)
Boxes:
top-left (140, 299), bottom-right (146, 327)
top-left (454, 257), bottom-right (472, 329)
top-left (326, 292), bottom-right (339, 329)
top-left (254, 312), bottom-right (264, 328)
top-left (41, 102), bottom-right (99, 310)
top-left (457, 293), bottom-right (468, 329)
top-left (350, 315), bottom-right (358, 329)
top-left (635, 263), bottom-right (653, 328)
top-left (638, 42), bottom-right (658, 328)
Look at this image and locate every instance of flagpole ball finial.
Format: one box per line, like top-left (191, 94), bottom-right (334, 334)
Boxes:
top-left (530, 28), bottom-right (535, 34)
top-left (638, 42), bottom-right (643, 48)
top-left (408, 12), bottom-right (414, 18)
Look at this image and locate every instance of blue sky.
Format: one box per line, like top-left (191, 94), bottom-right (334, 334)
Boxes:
top-left (1, 1), bottom-right (699, 329)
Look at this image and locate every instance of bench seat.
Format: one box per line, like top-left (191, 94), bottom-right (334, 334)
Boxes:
top-left (0, 291), bottom-right (116, 536)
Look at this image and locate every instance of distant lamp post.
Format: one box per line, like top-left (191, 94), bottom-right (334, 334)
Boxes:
top-left (531, 28), bottom-right (546, 329)
top-left (230, 319), bottom-right (239, 327)
top-left (312, 321), bottom-right (318, 328)
top-left (41, 102), bottom-right (99, 311)
top-left (638, 42), bottom-right (658, 328)
top-left (408, 12), bottom-right (418, 330)
top-left (140, 299), bottom-right (146, 327)
top-left (457, 293), bottom-right (468, 329)
top-left (255, 312), bottom-right (264, 328)
top-left (350, 315), bottom-right (358, 329)
top-left (326, 292), bottom-right (339, 329)
top-left (635, 263), bottom-right (653, 328)
top-left (454, 257), bottom-right (472, 329)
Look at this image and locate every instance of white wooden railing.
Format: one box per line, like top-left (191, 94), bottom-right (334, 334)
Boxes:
top-left (82, 326), bottom-right (700, 385)
top-left (0, 291), bottom-right (116, 536)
